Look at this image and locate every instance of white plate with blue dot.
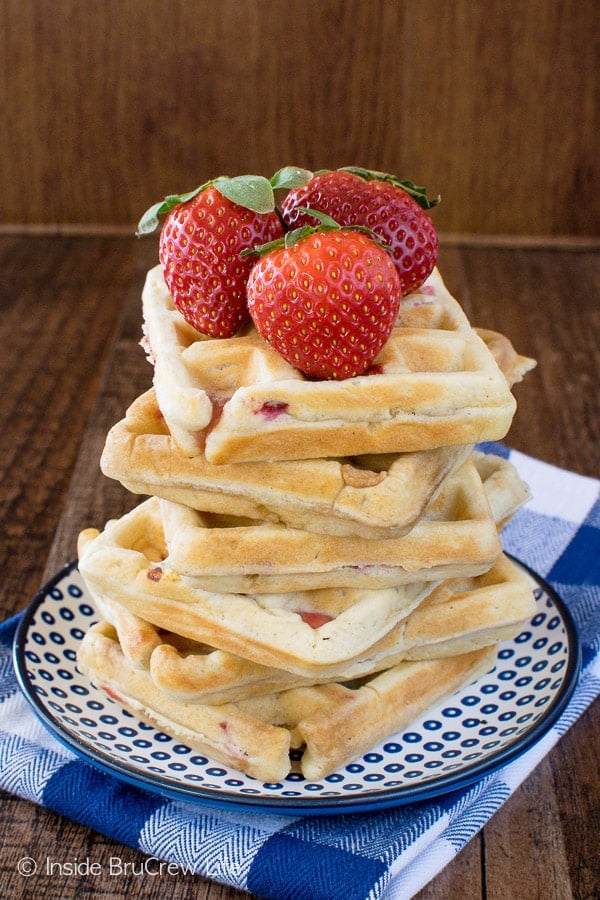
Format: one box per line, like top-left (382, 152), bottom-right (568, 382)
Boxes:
top-left (13, 558), bottom-right (580, 815)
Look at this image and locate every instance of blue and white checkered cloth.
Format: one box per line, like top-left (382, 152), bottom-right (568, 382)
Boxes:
top-left (1, 446), bottom-right (598, 899)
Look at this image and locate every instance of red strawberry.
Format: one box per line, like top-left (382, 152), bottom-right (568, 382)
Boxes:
top-left (137, 176), bottom-right (284, 338)
top-left (280, 168), bottom-right (439, 296)
top-left (246, 228), bottom-right (402, 380)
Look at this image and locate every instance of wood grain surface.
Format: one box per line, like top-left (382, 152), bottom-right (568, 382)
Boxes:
top-left (0, 235), bottom-right (598, 898)
top-left (1, 0), bottom-right (598, 237)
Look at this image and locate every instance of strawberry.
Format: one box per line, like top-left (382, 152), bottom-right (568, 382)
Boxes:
top-left (280, 167), bottom-right (440, 296)
top-left (246, 226), bottom-right (402, 380)
top-left (136, 175), bottom-right (287, 338)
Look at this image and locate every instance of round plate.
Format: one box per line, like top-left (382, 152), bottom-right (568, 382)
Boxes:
top-left (13, 559), bottom-right (580, 815)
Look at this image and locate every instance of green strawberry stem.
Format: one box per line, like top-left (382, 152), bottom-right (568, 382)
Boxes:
top-left (314, 166), bottom-right (441, 210)
top-left (136, 173), bottom-right (295, 237)
top-left (135, 164), bottom-right (438, 237)
top-left (136, 185), bottom-right (208, 236)
top-left (241, 207), bottom-right (389, 259)
top-left (136, 167), bottom-right (315, 237)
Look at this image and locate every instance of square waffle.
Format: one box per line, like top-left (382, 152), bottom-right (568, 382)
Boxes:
top-left (80, 458), bottom-right (501, 617)
top-left (156, 458), bottom-right (501, 592)
top-left (142, 264), bottom-right (522, 463)
top-left (100, 388), bottom-right (472, 538)
top-left (77, 453), bottom-right (527, 675)
top-left (78, 620), bottom-right (496, 783)
top-left (84, 552), bottom-right (535, 704)
top-left (77, 507), bottom-right (438, 675)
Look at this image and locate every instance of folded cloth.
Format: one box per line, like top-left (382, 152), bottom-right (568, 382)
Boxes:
top-left (0, 446), bottom-right (598, 900)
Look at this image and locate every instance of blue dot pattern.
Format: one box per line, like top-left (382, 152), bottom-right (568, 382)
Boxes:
top-left (11, 573), bottom-right (574, 799)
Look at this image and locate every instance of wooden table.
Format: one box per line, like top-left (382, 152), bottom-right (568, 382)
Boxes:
top-left (0, 235), bottom-right (598, 899)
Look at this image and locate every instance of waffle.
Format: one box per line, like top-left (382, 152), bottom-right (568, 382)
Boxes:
top-left (77, 453), bottom-right (527, 675)
top-left (101, 388), bottom-right (472, 538)
top-left (83, 553), bottom-right (535, 704)
top-left (158, 458), bottom-right (501, 592)
top-left (81, 458), bottom-right (501, 602)
top-left (78, 509), bottom-right (437, 675)
top-left (474, 328), bottom-right (537, 388)
top-left (472, 449), bottom-right (532, 530)
top-left (78, 620), bottom-right (496, 782)
top-left (141, 264), bottom-right (520, 463)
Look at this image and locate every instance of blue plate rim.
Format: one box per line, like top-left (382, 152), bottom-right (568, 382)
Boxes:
top-left (13, 556), bottom-right (582, 816)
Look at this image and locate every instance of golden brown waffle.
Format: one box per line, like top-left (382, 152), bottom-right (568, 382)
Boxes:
top-left (85, 553), bottom-right (534, 703)
top-left (78, 509), bottom-right (437, 675)
top-left (141, 264), bottom-right (520, 463)
top-left (77, 453), bottom-right (528, 675)
top-left (80, 458), bottom-right (501, 613)
top-left (101, 388), bottom-right (472, 538)
top-left (78, 620), bottom-right (496, 782)
top-left (157, 459), bottom-right (500, 592)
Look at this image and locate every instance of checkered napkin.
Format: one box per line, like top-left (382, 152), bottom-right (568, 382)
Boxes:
top-left (1, 446), bottom-right (598, 900)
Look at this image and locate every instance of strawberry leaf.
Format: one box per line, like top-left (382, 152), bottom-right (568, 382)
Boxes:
top-left (270, 166), bottom-right (313, 191)
top-left (241, 234), bottom-right (288, 259)
top-left (337, 166), bottom-right (441, 210)
top-left (136, 185), bottom-right (208, 236)
top-left (212, 175), bottom-right (276, 214)
top-left (294, 207), bottom-right (340, 230)
top-left (136, 174), bottom-right (279, 236)
top-left (242, 207), bottom-right (389, 258)
top-left (283, 224), bottom-right (320, 247)
top-left (243, 208), bottom-right (342, 257)
top-left (290, 207), bottom-right (391, 249)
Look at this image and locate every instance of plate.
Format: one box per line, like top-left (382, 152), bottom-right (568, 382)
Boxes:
top-left (13, 559), bottom-right (580, 815)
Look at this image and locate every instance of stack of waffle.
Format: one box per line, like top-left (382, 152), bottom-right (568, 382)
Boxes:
top-left (77, 264), bottom-right (537, 783)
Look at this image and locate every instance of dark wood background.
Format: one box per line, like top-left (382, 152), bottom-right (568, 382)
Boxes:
top-left (1, 0), bottom-right (598, 238)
